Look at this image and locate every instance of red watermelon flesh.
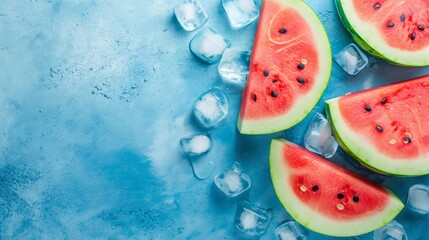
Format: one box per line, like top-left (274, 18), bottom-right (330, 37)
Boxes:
top-left (237, 0), bottom-right (331, 134)
top-left (270, 139), bottom-right (403, 236)
top-left (326, 75), bottom-right (429, 175)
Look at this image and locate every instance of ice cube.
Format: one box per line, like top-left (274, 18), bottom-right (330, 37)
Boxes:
top-left (222, 0), bottom-right (260, 29)
top-left (304, 113), bottom-right (338, 158)
top-left (189, 27), bottom-right (231, 64)
top-left (189, 155), bottom-right (216, 180)
top-left (214, 162), bottom-right (251, 197)
top-left (234, 200), bottom-right (272, 237)
top-left (275, 221), bottom-right (308, 240)
top-left (334, 43), bottom-right (369, 76)
top-left (218, 48), bottom-right (251, 86)
top-left (174, 0), bottom-right (208, 31)
top-left (407, 184), bottom-right (429, 214)
top-left (193, 88), bottom-right (228, 128)
top-left (372, 220), bottom-right (408, 240)
top-left (180, 134), bottom-right (212, 157)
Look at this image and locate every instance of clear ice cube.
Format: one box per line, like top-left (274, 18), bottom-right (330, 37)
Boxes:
top-left (174, 0), bottom-right (209, 31)
top-left (193, 88), bottom-right (229, 128)
top-left (334, 43), bottom-right (369, 76)
top-left (189, 155), bottom-right (216, 180)
top-left (407, 184), bottom-right (429, 214)
top-left (275, 221), bottom-right (308, 240)
top-left (180, 134), bottom-right (212, 157)
top-left (222, 0), bottom-right (260, 29)
top-left (372, 221), bottom-right (408, 240)
top-left (304, 113), bottom-right (338, 158)
top-left (218, 48), bottom-right (251, 86)
top-left (214, 162), bottom-right (251, 197)
top-left (234, 200), bottom-right (272, 237)
top-left (189, 27), bottom-right (231, 64)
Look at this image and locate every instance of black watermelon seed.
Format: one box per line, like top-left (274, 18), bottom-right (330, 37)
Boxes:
top-left (273, 79), bottom-right (279, 83)
top-left (418, 25), bottom-right (425, 31)
top-left (263, 70), bottom-right (269, 77)
top-left (337, 193), bottom-right (345, 199)
top-left (411, 32), bottom-right (416, 40)
top-left (374, 3), bottom-right (381, 9)
top-left (376, 125), bottom-right (383, 132)
top-left (271, 91), bottom-right (278, 97)
top-left (364, 105), bottom-right (372, 112)
top-left (387, 22), bottom-right (395, 28)
top-left (353, 195), bottom-right (360, 203)
top-left (297, 63), bottom-right (305, 70)
top-left (312, 185), bottom-right (319, 192)
top-left (381, 98), bottom-right (387, 104)
top-left (279, 28), bottom-right (287, 34)
top-left (400, 14), bottom-right (406, 22)
top-left (252, 94), bottom-right (257, 102)
top-left (404, 137), bottom-right (412, 144)
top-left (297, 77), bottom-right (306, 84)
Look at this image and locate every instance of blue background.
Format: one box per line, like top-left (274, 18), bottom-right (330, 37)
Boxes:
top-left (1, 0), bottom-right (429, 239)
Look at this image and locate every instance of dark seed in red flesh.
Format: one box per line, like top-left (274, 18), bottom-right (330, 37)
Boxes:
top-left (404, 137), bottom-right (412, 144)
top-left (263, 70), bottom-right (269, 77)
top-left (353, 195), bottom-right (360, 203)
top-left (400, 14), bottom-right (406, 22)
top-left (279, 28), bottom-right (287, 34)
top-left (364, 105), bottom-right (372, 112)
top-left (297, 63), bottom-right (305, 70)
top-left (376, 125), bottom-right (383, 132)
top-left (411, 33), bottom-right (416, 40)
top-left (337, 193), bottom-right (345, 199)
top-left (418, 25), bottom-right (425, 31)
top-left (273, 79), bottom-right (279, 83)
top-left (297, 77), bottom-right (305, 84)
top-left (387, 22), bottom-right (394, 28)
top-left (381, 98), bottom-right (387, 104)
top-left (271, 91), bottom-right (278, 97)
top-left (374, 3), bottom-right (381, 9)
top-left (312, 185), bottom-right (319, 192)
top-left (252, 94), bottom-right (257, 102)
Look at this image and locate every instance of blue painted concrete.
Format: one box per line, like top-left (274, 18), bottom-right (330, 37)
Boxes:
top-left (0, 0), bottom-right (428, 239)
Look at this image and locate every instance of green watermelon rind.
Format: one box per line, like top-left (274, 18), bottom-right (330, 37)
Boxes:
top-left (269, 139), bottom-right (404, 237)
top-left (237, 0), bottom-right (332, 135)
top-left (326, 98), bottom-right (429, 176)
top-left (335, 0), bottom-right (429, 66)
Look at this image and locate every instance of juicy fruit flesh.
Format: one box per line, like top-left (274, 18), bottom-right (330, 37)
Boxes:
top-left (337, 76), bottom-right (429, 159)
top-left (240, 1), bottom-right (319, 119)
top-left (352, 0), bottom-right (429, 51)
top-left (285, 142), bottom-right (389, 219)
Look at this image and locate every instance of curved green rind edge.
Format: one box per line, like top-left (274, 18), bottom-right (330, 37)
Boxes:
top-left (326, 98), bottom-right (429, 176)
top-left (334, 0), bottom-right (429, 66)
top-left (237, 0), bottom-right (332, 135)
top-left (269, 139), bottom-right (404, 237)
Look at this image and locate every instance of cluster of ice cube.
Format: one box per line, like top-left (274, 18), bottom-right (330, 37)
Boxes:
top-left (304, 113), bottom-right (338, 158)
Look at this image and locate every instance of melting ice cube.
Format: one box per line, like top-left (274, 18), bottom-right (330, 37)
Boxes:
top-left (334, 43), bottom-right (369, 76)
top-left (372, 220), bottom-right (408, 240)
top-left (214, 162), bottom-right (251, 197)
top-left (193, 88), bottom-right (228, 128)
top-left (189, 27), bottom-right (231, 64)
top-left (180, 134), bottom-right (212, 157)
top-left (407, 184), bottom-right (429, 214)
top-left (174, 0), bottom-right (208, 31)
top-left (275, 221), bottom-right (308, 240)
top-left (234, 200), bottom-right (272, 237)
top-left (222, 0), bottom-right (260, 29)
top-left (218, 48), bottom-right (251, 86)
top-left (304, 113), bottom-right (338, 158)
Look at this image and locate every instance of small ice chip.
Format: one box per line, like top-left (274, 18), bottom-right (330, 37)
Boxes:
top-left (275, 221), bottom-right (308, 240)
top-left (174, 0), bottom-right (208, 31)
top-left (180, 134), bottom-right (212, 156)
top-left (334, 43), bottom-right (369, 76)
top-left (304, 113), bottom-right (338, 158)
top-left (222, 0), bottom-right (260, 29)
top-left (234, 200), bottom-right (272, 237)
top-left (372, 220), bottom-right (407, 240)
top-left (189, 27), bottom-right (231, 64)
top-left (214, 162), bottom-right (251, 197)
top-left (407, 184), bottom-right (429, 214)
top-left (193, 88), bottom-right (229, 128)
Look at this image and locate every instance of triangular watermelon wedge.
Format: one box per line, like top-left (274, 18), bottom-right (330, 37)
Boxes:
top-left (237, 0), bottom-right (332, 134)
top-left (270, 139), bottom-right (404, 237)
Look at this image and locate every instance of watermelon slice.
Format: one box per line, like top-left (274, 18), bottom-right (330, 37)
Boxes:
top-left (326, 75), bottom-right (429, 176)
top-left (237, 0), bottom-right (331, 134)
top-left (335, 0), bottom-right (429, 66)
top-left (270, 139), bottom-right (404, 237)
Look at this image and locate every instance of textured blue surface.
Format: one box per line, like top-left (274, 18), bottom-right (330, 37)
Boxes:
top-left (1, 0), bottom-right (429, 239)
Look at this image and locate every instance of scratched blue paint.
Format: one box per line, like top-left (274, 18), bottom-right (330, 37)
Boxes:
top-left (0, 0), bottom-right (428, 239)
